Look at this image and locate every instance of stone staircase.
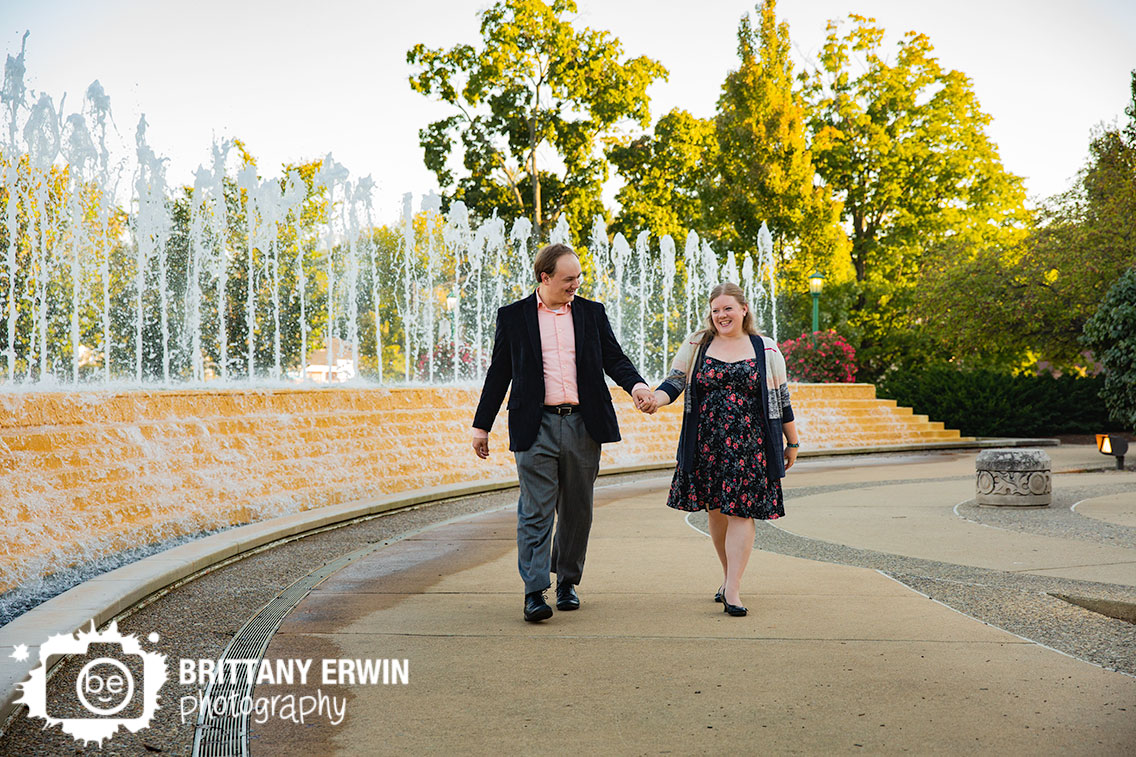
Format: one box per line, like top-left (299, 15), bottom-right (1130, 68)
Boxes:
top-left (786, 384), bottom-right (970, 450)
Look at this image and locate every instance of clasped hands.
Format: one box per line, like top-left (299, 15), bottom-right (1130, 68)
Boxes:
top-left (632, 387), bottom-right (664, 415)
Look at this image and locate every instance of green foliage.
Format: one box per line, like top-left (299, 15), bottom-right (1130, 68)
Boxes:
top-left (877, 367), bottom-right (1121, 437)
top-left (708, 0), bottom-right (849, 292)
top-left (802, 15), bottom-right (1028, 379)
top-left (779, 330), bottom-right (856, 383)
top-left (407, 0), bottom-right (666, 241)
top-left (1083, 265), bottom-right (1136, 429)
top-left (607, 108), bottom-right (715, 240)
top-left (918, 71), bottom-right (1136, 371)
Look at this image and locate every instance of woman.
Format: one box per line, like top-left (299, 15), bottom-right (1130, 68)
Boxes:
top-left (647, 282), bottom-right (799, 617)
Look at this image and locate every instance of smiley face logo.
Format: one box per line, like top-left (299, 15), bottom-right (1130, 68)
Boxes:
top-left (16, 621), bottom-right (168, 747)
top-left (76, 658), bottom-right (135, 716)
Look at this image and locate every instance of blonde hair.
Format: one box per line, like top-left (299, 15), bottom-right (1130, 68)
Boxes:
top-left (698, 282), bottom-right (758, 348)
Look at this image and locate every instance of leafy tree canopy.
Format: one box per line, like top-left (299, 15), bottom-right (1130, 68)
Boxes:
top-left (802, 14), bottom-right (1029, 378)
top-left (407, 0), bottom-right (666, 242)
top-left (709, 0), bottom-right (849, 291)
top-left (607, 108), bottom-right (715, 241)
top-left (918, 71), bottom-right (1136, 370)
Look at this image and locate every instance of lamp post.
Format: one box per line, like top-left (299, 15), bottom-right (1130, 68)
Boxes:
top-left (445, 293), bottom-right (459, 382)
top-left (808, 272), bottom-right (825, 333)
top-left (1096, 434), bottom-right (1129, 470)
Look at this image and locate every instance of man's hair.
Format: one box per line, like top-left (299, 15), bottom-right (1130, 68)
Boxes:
top-left (533, 243), bottom-right (578, 283)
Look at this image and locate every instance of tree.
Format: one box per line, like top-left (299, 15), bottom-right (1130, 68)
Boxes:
top-left (607, 108), bottom-right (715, 240)
top-left (407, 0), bottom-right (666, 242)
top-left (803, 15), bottom-right (1028, 378)
top-left (1082, 265), bottom-right (1136, 429)
top-left (709, 0), bottom-right (848, 292)
top-left (917, 71), bottom-right (1136, 370)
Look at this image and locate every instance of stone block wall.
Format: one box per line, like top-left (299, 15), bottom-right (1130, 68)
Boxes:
top-left (0, 384), bottom-right (964, 591)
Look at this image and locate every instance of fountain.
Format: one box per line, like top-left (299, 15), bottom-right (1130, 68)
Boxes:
top-left (1, 55), bottom-right (785, 389)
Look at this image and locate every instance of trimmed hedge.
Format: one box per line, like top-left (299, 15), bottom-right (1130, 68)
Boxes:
top-left (876, 367), bottom-right (1122, 438)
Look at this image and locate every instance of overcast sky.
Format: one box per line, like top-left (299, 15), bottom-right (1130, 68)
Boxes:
top-left (2, 0), bottom-right (1133, 224)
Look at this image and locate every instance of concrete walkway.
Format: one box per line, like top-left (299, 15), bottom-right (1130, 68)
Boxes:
top-left (772, 446), bottom-right (1136, 586)
top-left (249, 446), bottom-right (1135, 755)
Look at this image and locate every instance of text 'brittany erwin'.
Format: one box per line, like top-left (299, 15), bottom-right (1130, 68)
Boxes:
top-left (179, 658), bottom-right (410, 686)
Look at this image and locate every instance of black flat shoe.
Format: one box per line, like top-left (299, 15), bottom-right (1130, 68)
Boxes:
top-left (722, 601), bottom-right (748, 617)
top-left (556, 583), bottom-right (580, 611)
top-left (714, 586), bottom-right (724, 603)
top-left (524, 591), bottom-right (553, 622)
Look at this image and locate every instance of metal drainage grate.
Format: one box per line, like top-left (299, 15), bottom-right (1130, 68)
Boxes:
top-left (191, 540), bottom-right (389, 757)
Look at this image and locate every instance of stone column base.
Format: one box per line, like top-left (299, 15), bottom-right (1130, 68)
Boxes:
top-left (975, 449), bottom-right (1052, 507)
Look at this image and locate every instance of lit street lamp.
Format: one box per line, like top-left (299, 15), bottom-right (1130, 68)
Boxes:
top-left (1096, 434), bottom-right (1128, 470)
top-left (808, 272), bottom-right (825, 333)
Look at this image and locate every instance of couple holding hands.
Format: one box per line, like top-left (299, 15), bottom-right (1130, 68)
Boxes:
top-left (472, 243), bottom-right (799, 622)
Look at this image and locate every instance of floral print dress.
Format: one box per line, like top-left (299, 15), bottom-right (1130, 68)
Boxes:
top-left (665, 356), bottom-right (784, 519)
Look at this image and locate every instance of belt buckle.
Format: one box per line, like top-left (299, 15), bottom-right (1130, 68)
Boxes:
top-left (556, 404), bottom-right (573, 415)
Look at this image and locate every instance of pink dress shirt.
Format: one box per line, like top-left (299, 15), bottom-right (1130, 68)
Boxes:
top-left (471, 289), bottom-right (647, 439)
top-left (536, 290), bottom-right (579, 406)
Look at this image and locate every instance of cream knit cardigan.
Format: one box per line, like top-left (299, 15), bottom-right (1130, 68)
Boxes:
top-left (662, 330), bottom-right (792, 422)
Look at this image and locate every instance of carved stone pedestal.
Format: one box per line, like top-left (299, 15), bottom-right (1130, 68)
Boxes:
top-left (975, 448), bottom-right (1052, 507)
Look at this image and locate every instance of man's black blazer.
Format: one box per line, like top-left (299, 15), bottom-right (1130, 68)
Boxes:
top-left (472, 293), bottom-right (646, 452)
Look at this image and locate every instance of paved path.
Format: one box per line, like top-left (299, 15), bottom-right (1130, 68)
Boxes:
top-left (251, 446), bottom-right (1136, 755)
top-left (773, 447), bottom-right (1136, 586)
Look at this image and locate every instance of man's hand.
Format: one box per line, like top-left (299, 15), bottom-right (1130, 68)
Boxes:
top-left (472, 429), bottom-right (490, 459)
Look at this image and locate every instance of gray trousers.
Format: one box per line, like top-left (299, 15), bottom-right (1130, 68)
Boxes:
top-left (514, 411), bottom-right (601, 595)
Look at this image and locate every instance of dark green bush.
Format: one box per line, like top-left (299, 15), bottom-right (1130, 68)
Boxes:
top-left (877, 367), bottom-right (1122, 438)
top-left (1082, 266), bottom-right (1136, 430)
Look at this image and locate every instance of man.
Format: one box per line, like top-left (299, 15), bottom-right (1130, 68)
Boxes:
top-left (472, 243), bottom-right (654, 622)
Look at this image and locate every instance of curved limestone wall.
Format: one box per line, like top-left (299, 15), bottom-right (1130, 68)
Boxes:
top-left (0, 384), bottom-right (965, 592)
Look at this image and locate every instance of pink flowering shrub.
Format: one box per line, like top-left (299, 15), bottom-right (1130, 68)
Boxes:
top-left (779, 330), bottom-right (857, 383)
top-left (415, 341), bottom-right (481, 382)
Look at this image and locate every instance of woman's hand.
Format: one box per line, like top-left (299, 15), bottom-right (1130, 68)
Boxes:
top-left (783, 422), bottom-right (799, 470)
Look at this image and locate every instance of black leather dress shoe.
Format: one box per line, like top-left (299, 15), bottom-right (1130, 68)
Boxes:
top-left (555, 583), bottom-right (580, 611)
top-left (524, 591), bottom-right (553, 622)
top-left (714, 586), bottom-right (724, 603)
